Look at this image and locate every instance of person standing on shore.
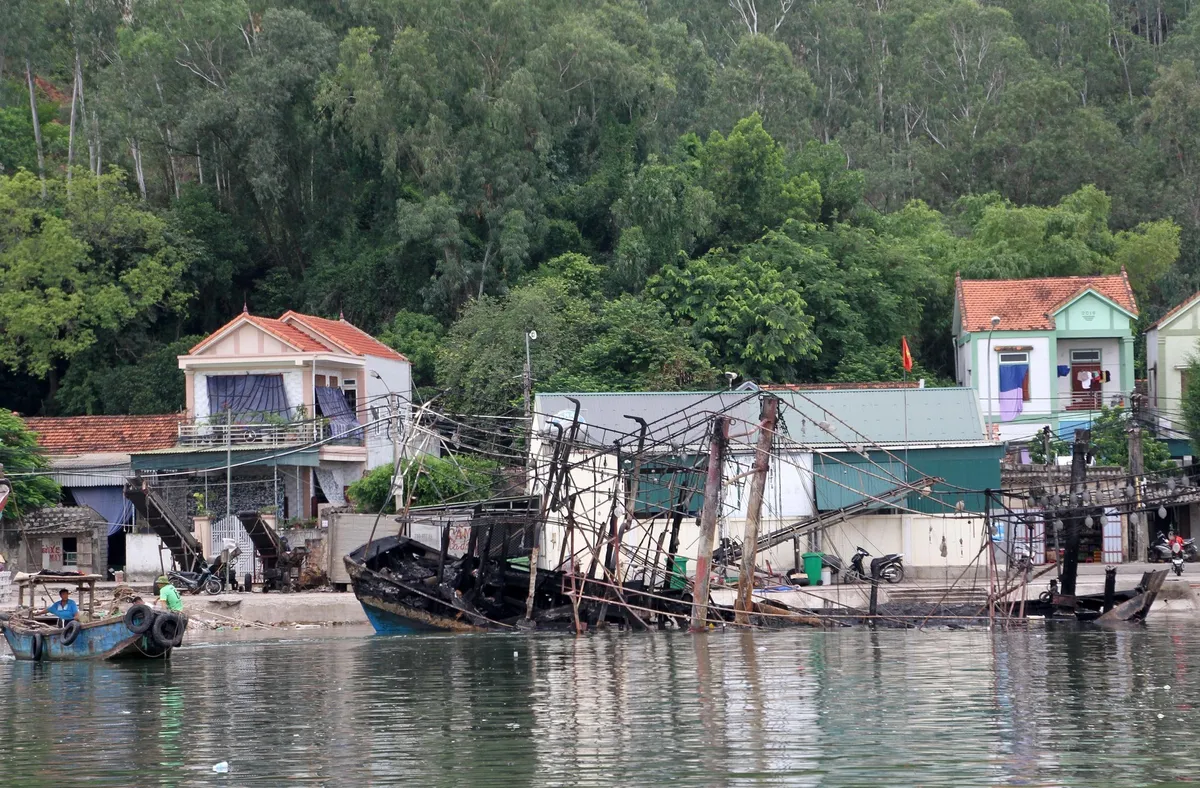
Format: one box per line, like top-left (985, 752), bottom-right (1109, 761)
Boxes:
top-left (154, 576), bottom-right (184, 612)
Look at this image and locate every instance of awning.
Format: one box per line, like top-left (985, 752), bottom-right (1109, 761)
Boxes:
top-left (130, 445), bottom-right (320, 472)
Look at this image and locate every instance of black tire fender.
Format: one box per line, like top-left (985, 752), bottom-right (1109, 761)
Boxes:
top-left (31, 632), bottom-right (43, 661)
top-left (124, 604), bottom-right (155, 635)
top-left (61, 619), bottom-right (82, 646)
top-left (170, 613), bottom-right (187, 647)
top-left (151, 612), bottom-right (183, 650)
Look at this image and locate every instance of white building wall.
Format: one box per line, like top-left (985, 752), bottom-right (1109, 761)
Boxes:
top-left (1146, 326), bottom-right (1160, 408)
top-left (977, 336), bottom-right (1052, 422)
top-left (125, 534), bottom-right (176, 580)
top-left (363, 355), bottom-right (413, 469)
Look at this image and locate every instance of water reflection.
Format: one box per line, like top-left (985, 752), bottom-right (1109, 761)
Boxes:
top-left (1, 622), bottom-right (1198, 786)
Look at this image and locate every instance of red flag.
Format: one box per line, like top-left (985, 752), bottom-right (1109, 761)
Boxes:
top-left (900, 337), bottom-right (913, 373)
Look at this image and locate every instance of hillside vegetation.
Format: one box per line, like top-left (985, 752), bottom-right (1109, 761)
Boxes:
top-left (2, 0), bottom-right (1196, 415)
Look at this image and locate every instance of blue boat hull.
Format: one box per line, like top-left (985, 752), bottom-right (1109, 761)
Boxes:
top-left (2, 617), bottom-right (175, 661)
top-left (359, 597), bottom-right (452, 635)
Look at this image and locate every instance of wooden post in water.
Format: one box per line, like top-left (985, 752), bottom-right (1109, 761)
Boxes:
top-left (734, 397), bottom-right (778, 625)
top-left (690, 416), bottom-right (728, 632)
top-left (1060, 429), bottom-right (1090, 597)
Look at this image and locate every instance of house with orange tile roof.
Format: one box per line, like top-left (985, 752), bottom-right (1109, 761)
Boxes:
top-left (952, 272), bottom-right (1138, 442)
top-left (116, 310), bottom-right (412, 573)
top-left (1146, 290), bottom-right (1200, 451)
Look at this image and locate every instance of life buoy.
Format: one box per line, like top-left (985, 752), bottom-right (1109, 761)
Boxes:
top-left (61, 620), bottom-right (82, 646)
top-left (151, 613), bottom-right (183, 650)
top-left (30, 632), bottom-right (43, 661)
top-left (124, 604), bottom-right (154, 635)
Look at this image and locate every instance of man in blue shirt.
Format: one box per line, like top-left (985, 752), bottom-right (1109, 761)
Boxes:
top-left (45, 588), bottom-right (79, 622)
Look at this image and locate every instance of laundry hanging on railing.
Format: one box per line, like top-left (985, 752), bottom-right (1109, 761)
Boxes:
top-left (315, 386), bottom-right (362, 441)
top-left (998, 364), bottom-right (1028, 421)
top-left (207, 374), bottom-right (289, 421)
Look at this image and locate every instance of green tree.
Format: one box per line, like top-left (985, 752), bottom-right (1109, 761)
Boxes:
top-left (0, 170), bottom-right (191, 379)
top-left (347, 455), bottom-right (499, 513)
top-left (378, 311), bottom-right (446, 391)
top-left (0, 409), bottom-right (60, 520)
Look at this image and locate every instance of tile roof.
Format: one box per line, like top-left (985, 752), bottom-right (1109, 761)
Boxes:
top-left (244, 315), bottom-right (334, 352)
top-left (1149, 290), bottom-right (1200, 329)
top-left (185, 314), bottom-right (334, 355)
top-left (280, 311), bottom-right (407, 361)
top-left (956, 272), bottom-right (1137, 332)
top-left (22, 415), bottom-right (181, 455)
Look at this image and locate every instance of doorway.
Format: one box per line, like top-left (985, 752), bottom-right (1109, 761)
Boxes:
top-left (1069, 349), bottom-right (1103, 408)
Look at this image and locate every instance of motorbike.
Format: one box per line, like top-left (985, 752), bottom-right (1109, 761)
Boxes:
top-left (820, 547), bottom-right (905, 584)
top-left (1148, 532), bottom-right (1198, 564)
top-left (1171, 538), bottom-right (1186, 577)
top-left (169, 542), bottom-right (243, 595)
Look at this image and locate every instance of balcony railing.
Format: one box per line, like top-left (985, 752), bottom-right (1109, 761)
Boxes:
top-left (178, 420), bottom-right (364, 448)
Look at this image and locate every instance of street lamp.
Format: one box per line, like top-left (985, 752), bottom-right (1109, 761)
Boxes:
top-left (987, 315), bottom-right (1000, 440)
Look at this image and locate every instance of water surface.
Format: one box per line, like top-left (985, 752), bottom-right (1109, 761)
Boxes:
top-left (2, 620), bottom-right (1197, 786)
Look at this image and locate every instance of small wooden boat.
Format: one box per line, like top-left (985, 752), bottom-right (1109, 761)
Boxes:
top-left (1, 574), bottom-right (187, 661)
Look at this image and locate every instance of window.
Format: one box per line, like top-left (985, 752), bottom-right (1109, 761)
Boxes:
top-left (999, 351), bottom-right (1031, 402)
top-left (1070, 349), bottom-right (1101, 364)
top-left (342, 378), bottom-right (357, 411)
top-left (1183, 370), bottom-right (1191, 398)
top-left (315, 374), bottom-right (326, 387)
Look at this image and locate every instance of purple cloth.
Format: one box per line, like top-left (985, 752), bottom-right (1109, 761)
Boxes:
top-left (999, 387), bottom-right (1024, 421)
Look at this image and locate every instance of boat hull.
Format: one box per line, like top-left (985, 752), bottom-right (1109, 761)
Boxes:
top-left (2, 616), bottom-right (177, 661)
top-left (345, 556), bottom-right (489, 635)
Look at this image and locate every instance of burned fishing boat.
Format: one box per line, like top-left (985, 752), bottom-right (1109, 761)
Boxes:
top-left (346, 497), bottom-right (574, 633)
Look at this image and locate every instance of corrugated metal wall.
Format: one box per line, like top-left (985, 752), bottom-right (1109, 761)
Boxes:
top-left (814, 447), bottom-right (1001, 514)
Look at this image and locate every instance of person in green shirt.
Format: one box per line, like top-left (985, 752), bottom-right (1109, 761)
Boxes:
top-left (154, 576), bottom-right (184, 612)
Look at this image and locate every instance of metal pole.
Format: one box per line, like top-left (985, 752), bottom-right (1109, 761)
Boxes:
top-left (735, 397), bottom-right (778, 625)
top-left (1128, 401), bottom-right (1145, 562)
top-left (986, 324), bottom-right (997, 439)
top-left (390, 392), bottom-right (404, 526)
top-left (1061, 429), bottom-right (1090, 597)
top-left (523, 330), bottom-right (533, 475)
top-left (690, 416), bottom-right (728, 632)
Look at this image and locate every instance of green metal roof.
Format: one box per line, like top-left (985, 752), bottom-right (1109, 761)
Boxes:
top-left (535, 388), bottom-right (990, 449)
top-left (130, 444), bottom-right (320, 471)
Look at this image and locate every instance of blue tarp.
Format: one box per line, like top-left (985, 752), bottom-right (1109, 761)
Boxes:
top-left (207, 374), bottom-right (288, 421)
top-left (70, 486), bottom-right (134, 537)
top-left (998, 364), bottom-right (1028, 392)
top-left (315, 386), bottom-right (362, 440)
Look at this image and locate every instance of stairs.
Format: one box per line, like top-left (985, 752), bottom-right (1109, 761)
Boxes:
top-left (123, 478), bottom-right (205, 572)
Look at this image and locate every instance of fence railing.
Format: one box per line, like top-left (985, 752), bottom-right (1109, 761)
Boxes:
top-left (178, 420), bottom-right (365, 448)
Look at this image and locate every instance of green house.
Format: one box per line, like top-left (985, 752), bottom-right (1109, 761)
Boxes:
top-left (953, 272), bottom-right (1138, 444)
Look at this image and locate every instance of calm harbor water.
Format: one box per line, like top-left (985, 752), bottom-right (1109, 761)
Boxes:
top-left (2, 620), bottom-right (1199, 786)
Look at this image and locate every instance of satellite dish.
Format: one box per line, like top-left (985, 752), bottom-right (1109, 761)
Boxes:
top-left (528, 330), bottom-right (538, 340)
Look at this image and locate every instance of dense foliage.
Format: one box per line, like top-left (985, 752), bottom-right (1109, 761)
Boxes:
top-left (347, 455), bottom-right (499, 512)
top-left (2, 0), bottom-right (1198, 416)
top-left (0, 409), bottom-right (61, 518)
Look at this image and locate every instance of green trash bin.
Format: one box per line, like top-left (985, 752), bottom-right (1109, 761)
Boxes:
top-left (669, 556), bottom-right (689, 589)
top-left (802, 552), bottom-right (824, 586)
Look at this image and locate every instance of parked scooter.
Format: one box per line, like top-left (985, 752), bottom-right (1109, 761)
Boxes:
top-left (1148, 531), bottom-right (1198, 564)
top-left (168, 541), bottom-right (242, 595)
top-left (820, 547), bottom-right (905, 584)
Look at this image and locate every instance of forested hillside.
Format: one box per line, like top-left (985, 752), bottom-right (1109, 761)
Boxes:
top-left (2, 0), bottom-right (1196, 416)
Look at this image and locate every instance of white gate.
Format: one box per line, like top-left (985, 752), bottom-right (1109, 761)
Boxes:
top-left (1006, 509), bottom-right (1046, 566)
top-left (211, 515), bottom-right (254, 578)
top-left (1103, 508), bottom-right (1124, 563)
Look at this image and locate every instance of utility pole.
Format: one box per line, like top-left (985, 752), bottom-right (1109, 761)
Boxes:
top-left (1061, 429), bottom-right (1090, 597)
top-left (523, 330), bottom-right (535, 475)
top-left (389, 392), bottom-right (405, 528)
top-left (1128, 396), bottom-right (1145, 563)
top-left (734, 397), bottom-right (778, 625)
top-left (1042, 426), bottom-right (1059, 578)
top-left (690, 416), bottom-right (729, 632)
